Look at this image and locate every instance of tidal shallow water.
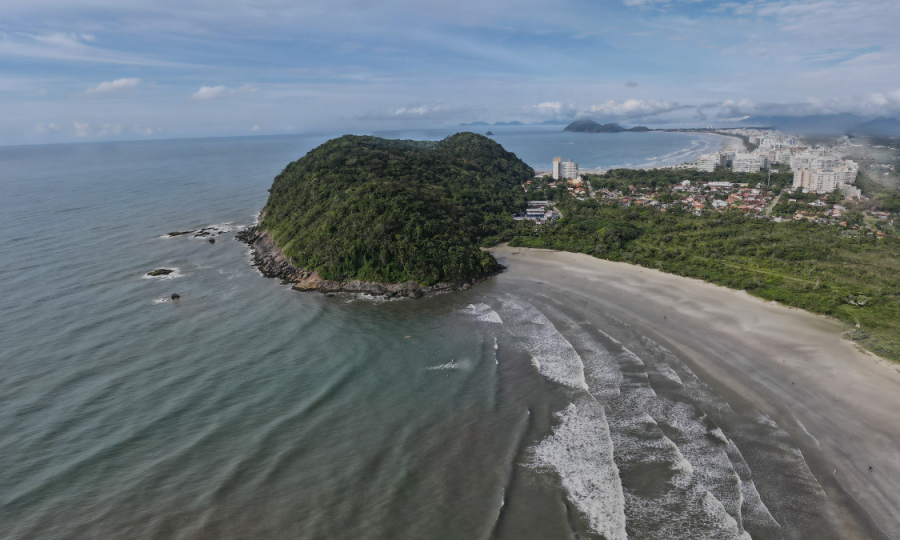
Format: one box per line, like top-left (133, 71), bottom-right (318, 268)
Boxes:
top-left (0, 131), bottom-right (829, 539)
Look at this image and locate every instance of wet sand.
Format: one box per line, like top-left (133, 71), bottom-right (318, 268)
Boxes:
top-left (491, 245), bottom-right (900, 539)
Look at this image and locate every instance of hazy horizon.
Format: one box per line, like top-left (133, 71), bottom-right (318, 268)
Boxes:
top-left (2, 0), bottom-right (899, 145)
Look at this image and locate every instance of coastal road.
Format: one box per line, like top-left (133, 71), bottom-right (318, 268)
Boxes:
top-left (490, 246), bottom-right (900, 540)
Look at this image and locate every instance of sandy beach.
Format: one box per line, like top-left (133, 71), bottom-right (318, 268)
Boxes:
top-left (490, 245), bottom-right (900, 539)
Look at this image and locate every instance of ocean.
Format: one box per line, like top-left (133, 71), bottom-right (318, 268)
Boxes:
top-left (0, 128), bottom-right (826, 539)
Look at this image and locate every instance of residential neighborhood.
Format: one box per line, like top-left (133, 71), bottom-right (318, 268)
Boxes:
top-left (520, 132), bottom-right (897, 239)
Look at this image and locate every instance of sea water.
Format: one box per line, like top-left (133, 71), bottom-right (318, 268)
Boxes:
top-left (0, 130), bottom-right (822, 539)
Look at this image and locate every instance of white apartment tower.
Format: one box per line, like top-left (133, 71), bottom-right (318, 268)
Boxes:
top-left (696, 153), bottom-right (725, 173)
top-left (732, 153), bottom-right (766, 173)
top-left (552, 157), bottom-right (562, 180)
top-left (560, 159), bottom-right (578, 180)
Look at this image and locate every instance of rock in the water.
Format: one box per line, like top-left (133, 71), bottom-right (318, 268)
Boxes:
top-left (171, 293), bottom-right (180, 300)
top-left (166, 231), bottom-right (193, 237)
top-left (208, 238), bottom-right (215, 244)
top-left (147, 268), bottom-right (174, 276)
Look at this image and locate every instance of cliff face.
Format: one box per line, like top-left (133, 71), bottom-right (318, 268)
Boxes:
top-left (236, 226), bottom-right (486, 298)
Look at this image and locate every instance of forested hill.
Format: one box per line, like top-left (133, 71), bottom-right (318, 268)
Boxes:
top-left (259, 132), bottom-right (532, 285)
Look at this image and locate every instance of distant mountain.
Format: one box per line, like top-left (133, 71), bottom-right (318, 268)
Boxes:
top-left (494, 121), bottom-right (524, 126)
top-left (856, 117), bottom-right (900, 136)
top-left (564, 118), bottom-right (650, 133)
top-left (458, 121), bottom-right (490, 126)
top-left (740, 114), bottom-right (900, 136)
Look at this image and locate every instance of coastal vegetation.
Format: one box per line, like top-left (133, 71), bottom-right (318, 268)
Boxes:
top-left (258, 133), bottom-right (531, 285)
top-left (256, 133), bottom-right (900, 361)
top-left (506, 197), bottom-right (900, 362)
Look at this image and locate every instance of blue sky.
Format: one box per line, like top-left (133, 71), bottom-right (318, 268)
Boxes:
top-left (2, 0), bottom-right (899, 144)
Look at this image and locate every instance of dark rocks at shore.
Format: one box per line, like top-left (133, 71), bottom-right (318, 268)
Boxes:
top-left (147, 268), bottom-right (174, 277)
top-left (171, 293), bottom-right (180, 300)
top-left (236, 225), bottom-right (499, 299)
top-left (166, 231), bottom-right (194, 237)
top-left (208, 238), bottom-right (215, 244)
top-left (193, 226), bottom-right (227, 239)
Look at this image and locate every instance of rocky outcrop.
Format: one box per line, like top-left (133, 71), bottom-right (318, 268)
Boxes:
top-left (236, 225), bottom-right (499, 298)
top-left (147, 268), bottom-right (174, 276)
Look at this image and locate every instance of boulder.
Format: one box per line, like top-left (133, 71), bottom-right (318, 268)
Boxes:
top-left (171, 293), bottom-right (180, 300)
top-left (208, 238), bottom-right (215, 244)
top-left (147, 268), bottom-right (174, 276)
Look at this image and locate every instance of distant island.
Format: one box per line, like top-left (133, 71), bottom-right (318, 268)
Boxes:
top-left (239, 133), bottom-right (532, 297)
top-left (564, 118), bottom-right (651, 133)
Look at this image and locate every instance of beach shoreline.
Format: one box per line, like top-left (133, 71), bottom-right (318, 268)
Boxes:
top-left (490, 245), bottom-right (900, 539)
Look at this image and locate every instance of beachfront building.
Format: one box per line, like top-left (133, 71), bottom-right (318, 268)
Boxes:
top-left (560, 159), bottom-right (578, 180)
top-left (732, 153), bottom-right (767, 173)
top-left (696, 153), bottom-right (725, 172)
top-left (552, 157), bottom-right (562, 180)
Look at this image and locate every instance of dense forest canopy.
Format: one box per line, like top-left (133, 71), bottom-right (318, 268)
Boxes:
top-left (260, 132), bottom-right (532, 285)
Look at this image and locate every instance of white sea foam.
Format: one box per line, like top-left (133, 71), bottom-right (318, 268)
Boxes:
top-left (532, 302), bottom-right (623, 399)
top-left (426, 360), bottom-right (459, 370)
top-left (142, 267), bottom-right (183, 280)
top-left (152, 298), bottom-right (170, 304)
top-left (795, 418), bottom-right (819, 446)
top-left (492, 296), bottom-right (587, 390)
top-left (531, 397), bottom-right (627, 540)
top-left (724, 439), bottom-right (782, 534)
top-left (465, 303), bottom-right (503, 324)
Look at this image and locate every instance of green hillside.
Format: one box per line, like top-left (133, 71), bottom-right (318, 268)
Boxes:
top-left (259, 133), bottom-right (532, 285)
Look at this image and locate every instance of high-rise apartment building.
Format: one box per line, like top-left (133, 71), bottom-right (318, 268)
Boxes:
top-left (560, 159), bottom-right (578, 180)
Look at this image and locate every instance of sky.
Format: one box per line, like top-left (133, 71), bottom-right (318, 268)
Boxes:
top-left (2, 0), bottom-right (900, 144)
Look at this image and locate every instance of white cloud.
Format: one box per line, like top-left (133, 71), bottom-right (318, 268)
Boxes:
top-left (98, 123), bottom-right (123, 136)
top-left (73, 121), bottom-right (89, 137)
top-left (191, 84), bottom-right (257, 100)
top-left (192, 85), bottom-right (227, 99)
top-left (713, 89), bottom-right (900, 119)
top-left (251, 124), bottom-right (260, 131)
top-left (585, 99), bottom-right (686, 118)
top-left (35, 123), bottom-right (60, 131)
top-left (391, 104), bottom-right (447, 118)
top-left (86, 78), bottom-right (140, 94)
top-left (0, 32), bottom-right (191, 67)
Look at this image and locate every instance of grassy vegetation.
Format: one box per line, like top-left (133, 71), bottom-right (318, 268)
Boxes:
top-left (260, 133), bottom-right (531, 285)
top-left (507, 200), bottom-right (900, 362)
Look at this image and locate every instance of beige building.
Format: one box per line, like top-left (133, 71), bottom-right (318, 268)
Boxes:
top-left (732, 153), bottom-right (767, 173)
